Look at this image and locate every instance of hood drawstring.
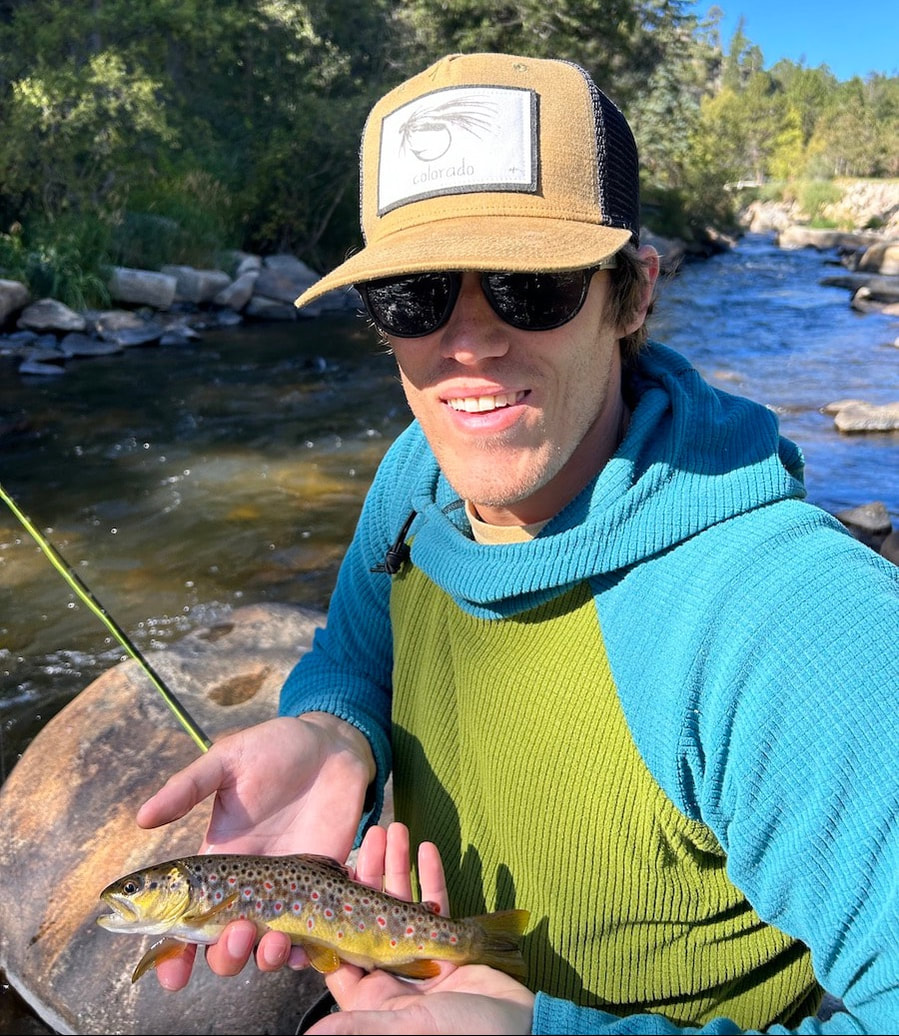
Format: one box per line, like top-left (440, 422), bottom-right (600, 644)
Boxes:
top-left (371, 510), bottom-right (417, 575)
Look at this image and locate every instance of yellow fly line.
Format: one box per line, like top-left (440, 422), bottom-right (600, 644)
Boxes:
top-left (1, 481), bottom-right (211, 753)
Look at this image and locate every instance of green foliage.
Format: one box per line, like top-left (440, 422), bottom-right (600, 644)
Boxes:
top-left (795, 180), bottom-right (844, 222)
top-left (113, 172), bottom-right (237, 270)
top-left (0, 214), bottom-right (111, 309)
top-left (0, 49), bottom-right (175, 219)
top-left (0, 0), bottom-right (896, 303)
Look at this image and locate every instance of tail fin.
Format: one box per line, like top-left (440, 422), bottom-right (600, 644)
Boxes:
top-left (470, 908), bottom-right (530, 979)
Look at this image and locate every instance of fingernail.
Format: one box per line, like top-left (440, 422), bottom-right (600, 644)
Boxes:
top-left (225, 924), bottom-right (256, 958)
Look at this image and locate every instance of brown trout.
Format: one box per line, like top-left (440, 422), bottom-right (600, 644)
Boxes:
top-left (98, 852), bottom-right (529, 983)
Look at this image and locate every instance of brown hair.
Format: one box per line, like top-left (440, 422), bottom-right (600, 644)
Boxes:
top-left (607, 244), bottom-right (656, 363)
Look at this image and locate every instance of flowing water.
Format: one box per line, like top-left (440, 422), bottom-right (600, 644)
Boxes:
top-left (1, 232), bottom-right (898, 1031)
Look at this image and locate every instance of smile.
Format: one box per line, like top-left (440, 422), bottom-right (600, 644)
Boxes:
top-left (446, 391), bottom-right (525, 413)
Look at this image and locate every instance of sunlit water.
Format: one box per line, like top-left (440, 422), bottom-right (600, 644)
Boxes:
top-left (2, 233), bottom-right (898, 772)
top-left (0, 232), bottom-right (897, 1029)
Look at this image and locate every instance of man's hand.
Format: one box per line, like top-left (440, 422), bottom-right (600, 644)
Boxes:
top-left (135, 713), bottom-right (375, 989)
top-left (305, 823), bottom-right (535, 1035)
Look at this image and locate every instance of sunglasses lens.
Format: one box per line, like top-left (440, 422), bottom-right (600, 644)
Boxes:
top-left (361, 273), bottom-right (456, 338)
top-left (484, 270), bottom-right (590, 331)
top-left (360, 268), bottom-right (595, 337)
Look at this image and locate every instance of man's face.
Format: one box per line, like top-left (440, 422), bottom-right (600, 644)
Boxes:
top-left (389, 270), bottom-right (629, 526)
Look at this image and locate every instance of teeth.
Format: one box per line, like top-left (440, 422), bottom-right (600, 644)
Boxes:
top-left (448, 392), bottom-right (519, 413)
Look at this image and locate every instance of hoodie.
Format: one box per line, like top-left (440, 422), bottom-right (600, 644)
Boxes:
top-left (280, 343), bottom-right (899, 1033)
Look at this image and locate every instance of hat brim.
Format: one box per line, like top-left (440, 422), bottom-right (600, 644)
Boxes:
top-left (294, 217), bottom-right (633, 309)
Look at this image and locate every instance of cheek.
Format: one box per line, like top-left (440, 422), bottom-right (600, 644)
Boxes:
top-left (392, 346), bottom-right (431, 395)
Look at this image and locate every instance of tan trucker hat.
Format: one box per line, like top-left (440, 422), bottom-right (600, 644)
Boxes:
top-left (294, 52), bottom-right (640, 309)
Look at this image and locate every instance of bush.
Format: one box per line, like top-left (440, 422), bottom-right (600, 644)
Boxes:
top-left (111, 172), bottom-right (237, 271)
top-left (0, 215), bottom-right (111, 309)
top-left (797, 180), bottom-right (843, 221)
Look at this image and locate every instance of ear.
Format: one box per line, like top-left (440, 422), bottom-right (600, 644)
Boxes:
top-left (619, 244), bottom-right (660, 337)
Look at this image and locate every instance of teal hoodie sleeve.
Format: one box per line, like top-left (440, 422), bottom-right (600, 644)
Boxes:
top-left (548, 507), bottom-right (899, 1035)
top-left (277, 423), bottom-right (428, 837)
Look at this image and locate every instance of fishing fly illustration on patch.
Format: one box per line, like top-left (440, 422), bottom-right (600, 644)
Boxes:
top-left (377, 85), bottom-right (538, 215)
top-left (397, 96), bottom-right (499, 162)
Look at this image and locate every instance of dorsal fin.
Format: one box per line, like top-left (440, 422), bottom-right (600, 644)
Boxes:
top-left (299, 853), bottom-right (352, 878)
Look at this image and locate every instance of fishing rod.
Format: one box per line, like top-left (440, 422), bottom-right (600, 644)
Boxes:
top-left (0, 482), bottom-right (211, 753)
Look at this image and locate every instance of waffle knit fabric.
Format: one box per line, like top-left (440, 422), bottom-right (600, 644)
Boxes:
top-left (280, 341), bottom-right (899, 1033)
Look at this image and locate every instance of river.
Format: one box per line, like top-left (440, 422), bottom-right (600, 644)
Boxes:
top-left (1, 232), bottom-right (898, 1032)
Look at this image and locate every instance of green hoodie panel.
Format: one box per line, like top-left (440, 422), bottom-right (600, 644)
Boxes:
top-left (390, 566), bottom-right (818, 1026)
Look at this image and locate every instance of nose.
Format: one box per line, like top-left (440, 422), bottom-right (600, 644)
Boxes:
top-left (439, 273), bottom-right (510, 364)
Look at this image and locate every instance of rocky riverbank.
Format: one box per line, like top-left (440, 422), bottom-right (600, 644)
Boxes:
top-left (5, 215), bottom-right (898, 432)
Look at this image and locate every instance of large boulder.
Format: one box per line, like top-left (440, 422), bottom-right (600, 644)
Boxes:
top-left (829, 400), bottom-right (899, 433)
top-left (161, 265), bottom-right (233, 305)
top-left (17, 298), bottom-right (87, 333)
top-left (776, 225), bottom-right (882, 251)
top-left (0, 278), bottom-right (30, 324)
top-left (108, 267), bottom-right (177, 310)
top-left (857, 240), bottom-right (899, 276)
top-left (0, 602), bottom-right (330, 1036)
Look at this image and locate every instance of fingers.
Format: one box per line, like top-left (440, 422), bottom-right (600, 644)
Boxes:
top-left (383, 823), bottom-right (412, 900)
top-left (204, 920), bottom-right (260, 976)
top-left (354, 823), bottom-right (414, 900)
top-left (254, 929), bottom-right (296, 972)
top-left (417, 841), bottom-right (450, 917)
top-left (153, 941), bottom-right (197, 990)
top-left (353, 824), bottom-right (448, 913)
top-left (136, 750), bottom-right (224, 829)
top-left (354, 825), bottom-right (388, 889)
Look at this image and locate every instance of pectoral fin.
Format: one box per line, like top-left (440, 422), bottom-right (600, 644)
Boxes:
top-left (181, 891), bottom-right (239, 927)
top-left (131, 937), bottom-right (190, 983)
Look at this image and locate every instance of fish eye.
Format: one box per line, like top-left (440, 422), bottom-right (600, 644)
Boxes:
top-left (122, 880), bottom-right (140, 895)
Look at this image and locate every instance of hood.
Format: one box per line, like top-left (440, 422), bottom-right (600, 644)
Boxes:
top-left (402, 342), bottom-right (806, 618)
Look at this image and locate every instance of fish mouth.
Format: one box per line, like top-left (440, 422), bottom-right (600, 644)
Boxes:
top-left (96, 894), bottom-right (140, 929)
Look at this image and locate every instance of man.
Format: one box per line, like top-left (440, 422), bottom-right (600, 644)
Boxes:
top-left (138, 53), bottom-right (899, 1033)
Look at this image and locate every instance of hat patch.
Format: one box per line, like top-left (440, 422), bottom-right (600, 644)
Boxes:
top-left (377, 85), bottom-right (538, 216)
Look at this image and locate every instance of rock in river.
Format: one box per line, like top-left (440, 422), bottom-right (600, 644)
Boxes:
top-left (0, 603), bottom-right (330, 1036)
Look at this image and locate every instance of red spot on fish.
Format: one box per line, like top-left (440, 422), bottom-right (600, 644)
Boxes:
top-left (307, 918), bottom-right (314, 929)
top-left (274, 902), bottom-right (283, 912)
top-left (264, 881), bottom-right (274, 890)
top-left (214, 891), bottom-right (223, 901)
top-left (430, 931), bottom-right (438, 939)
top-left (377, 916), bottom-right (386, 927)
top-left (390, 939), bottom-right (397, 947)
top-left (357, 922), bottom-right (365, 931)
top-left (344, 904), bottom-right (353, 913)
top-left (449, 935), bottom-right (457, 944)
top-left (311, 891), bottom-right (320, 900)
top-left (324, 908), bottom-right (334, 918)
top-left (293, 903), bottom-right (302, 912)
top-left (243, 888), bottom-right (253, 898)
top-left (228, 876), bottom-right (237, 885)
top-left (256, 901), bottom-right (263, 911)
top-left (406, 926), bottom-right (414, 935)
top-left (337, 931), bottom-right (344, 939)
top-left (290, 882), bottom-right (297, 891)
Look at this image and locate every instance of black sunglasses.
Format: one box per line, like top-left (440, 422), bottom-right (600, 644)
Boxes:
top-left (357, 261), bottom-right (617, 339)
